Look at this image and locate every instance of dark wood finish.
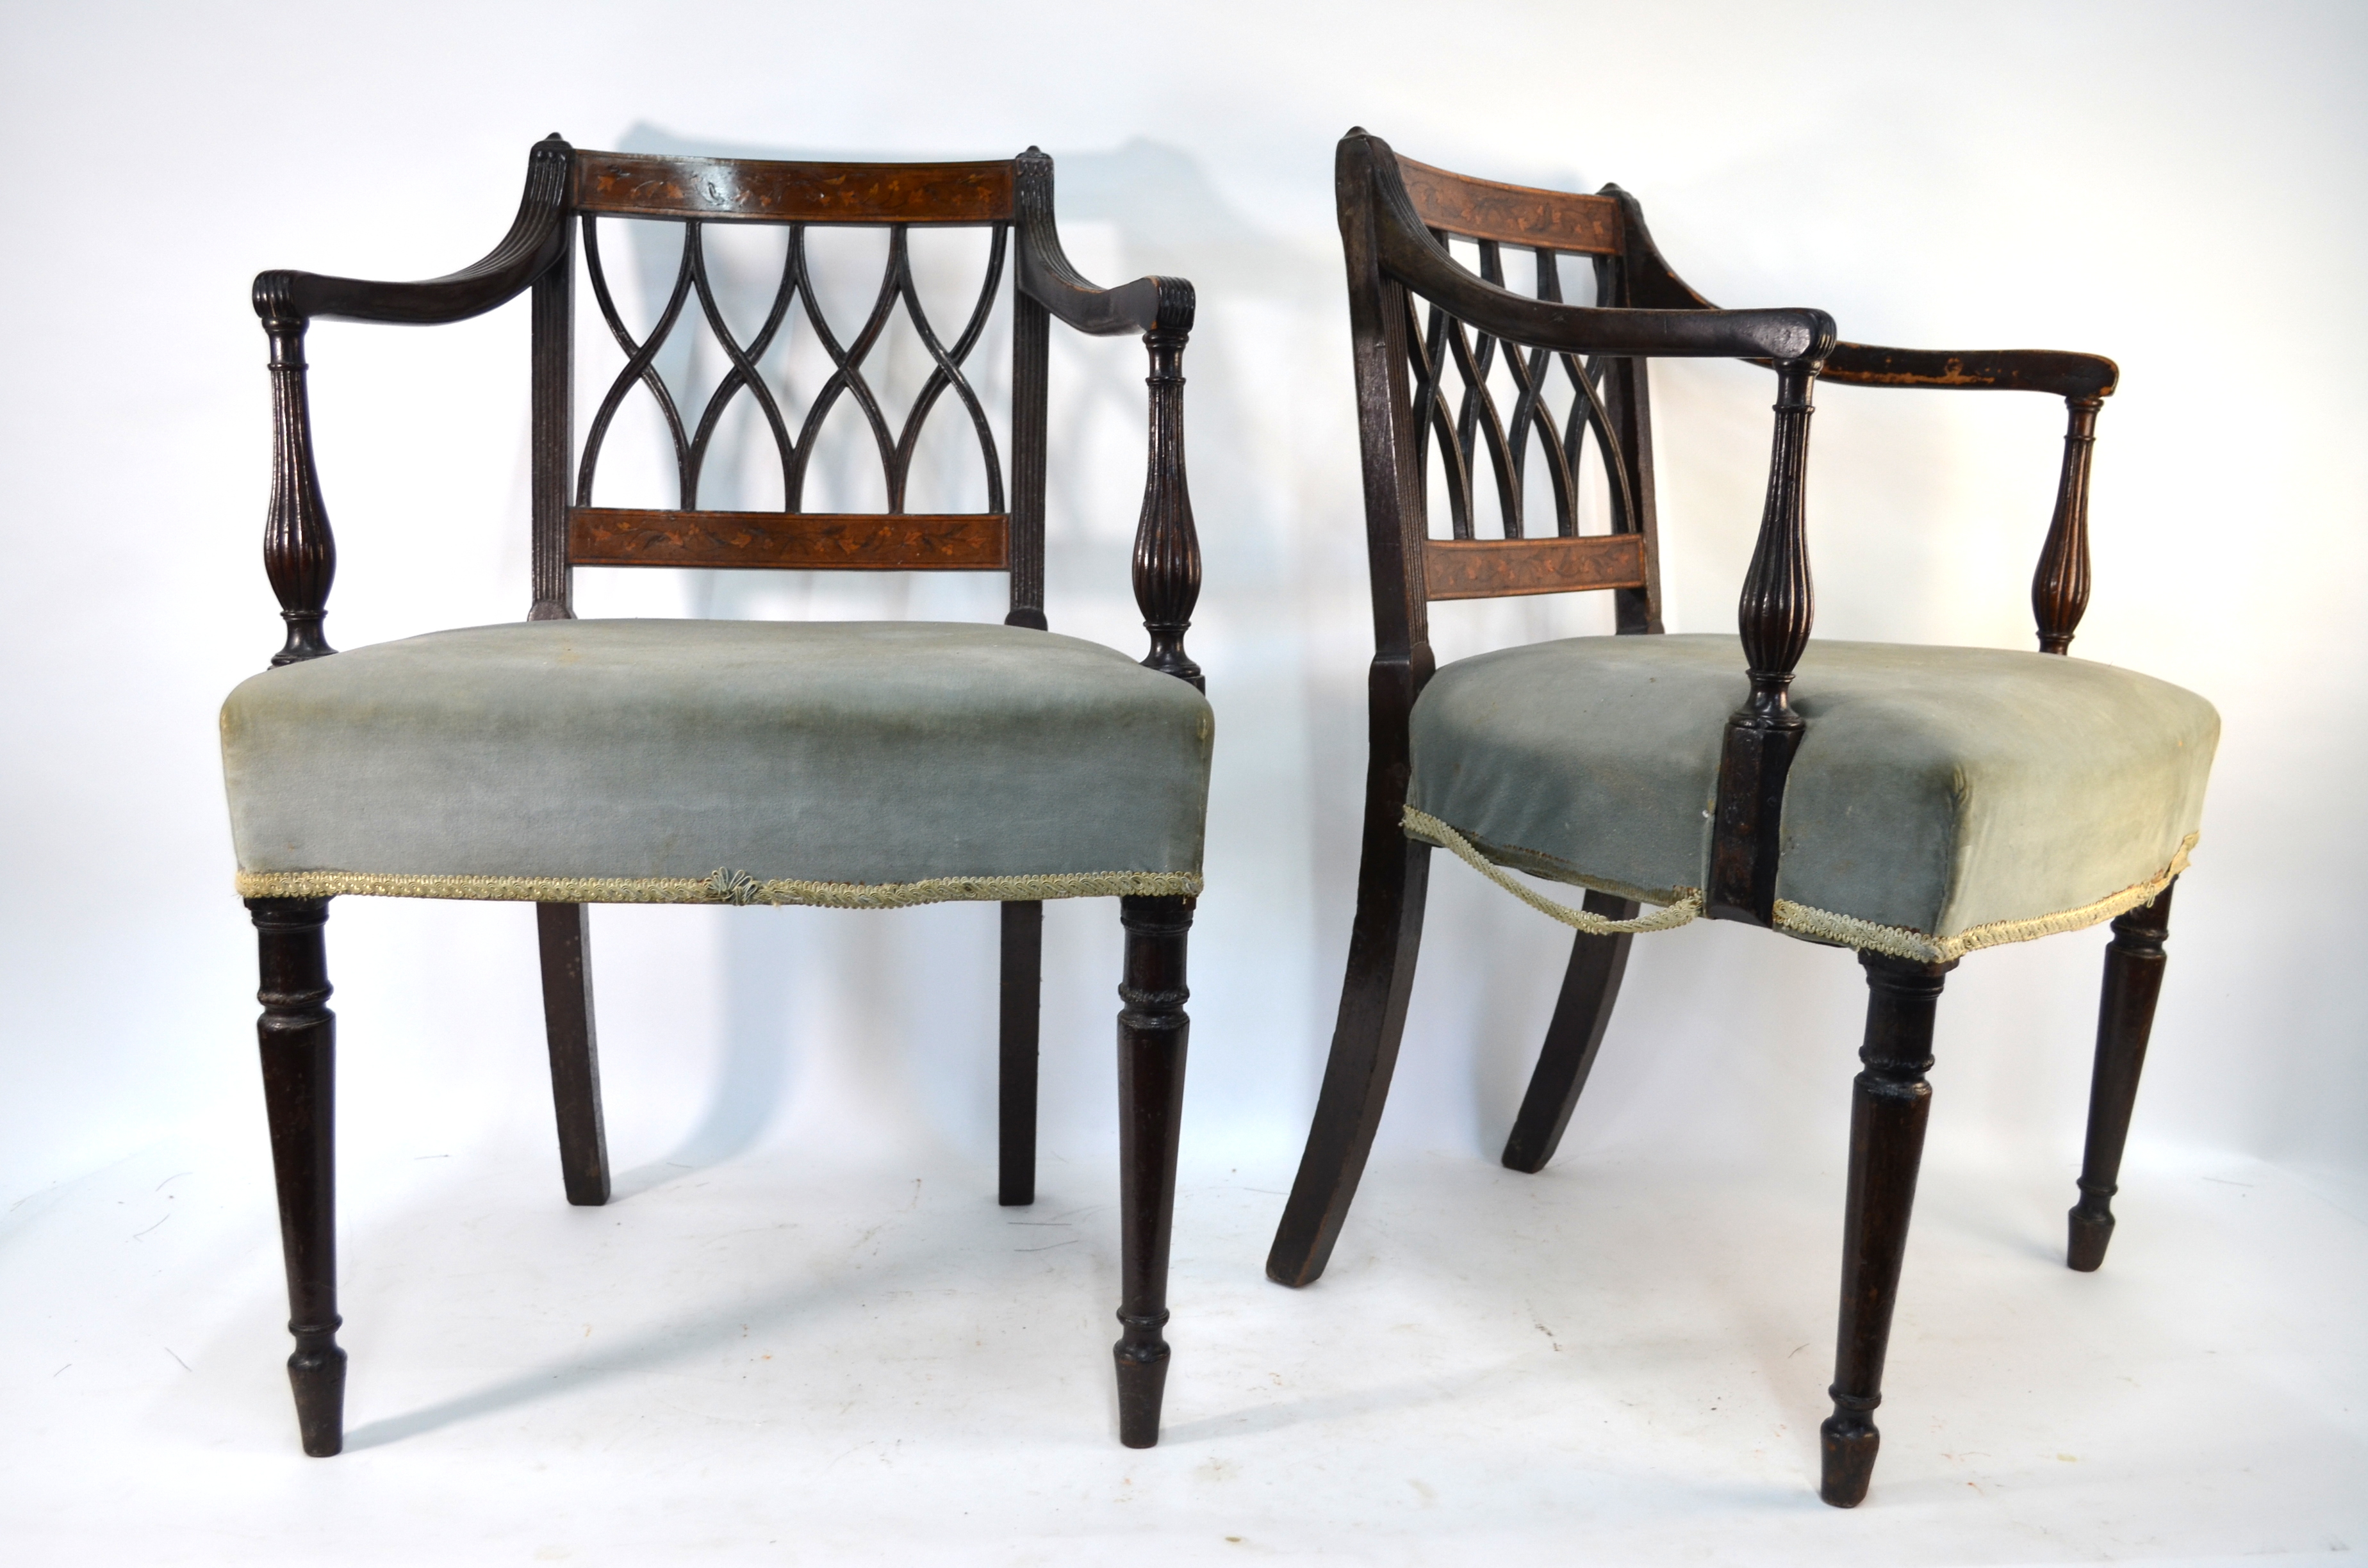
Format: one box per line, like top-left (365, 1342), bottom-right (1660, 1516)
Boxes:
top-left (1823, 343), bottom-right (2117, 398)
top-left (248, 897), bottom-right (345, 1457)
top-left (1823, 952), bottom-right (1955, 1508)
top-left (244, 136), bottom-right (1206, 1453)
top-left (568, 507), bottom-right (1008, 571)
top-left (1114, 895), bottom-right (1192, 1447)
top-left (1424, 535), bottom-right (1646, 600)
top-left (1395, 155), bottom-right (1624, 254)
top-left (998, 900), bottom-right (1044, 1207)
top-left (2034, 396), bottom-right (2103, 655)
top-left (529, 220), bottom-right (576, 621)
top-left (1706, 364), bottom-right (1821, 927)
top-left (1276, 130), bottom-right (2157, 1507)
top-left (536, 902), bottom-right (609, 1207)
top-left (1501, 893), bottom-right (1639, 1173)
top-left (573, 153), bottom-right (1014, 225)
top-left (2068, 881), bottom-right (2176, 1271)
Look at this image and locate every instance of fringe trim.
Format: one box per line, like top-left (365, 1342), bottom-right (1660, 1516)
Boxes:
top-left (1403, 804), bottom-right (2196, 961)
top-left (1770, 833), bottom-right (2195, 962)
top-left (236, 866), bottom-right (1203, 909)
top-left (1401, 808), bottom-right (1704, 935)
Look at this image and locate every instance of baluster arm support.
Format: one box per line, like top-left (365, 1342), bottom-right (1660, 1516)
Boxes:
top-left (248, 136), bottom-right (574, 666)
top-left (1012, 149), bottom-right (1202, 687)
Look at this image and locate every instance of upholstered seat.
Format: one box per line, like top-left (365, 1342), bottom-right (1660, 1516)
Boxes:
top-left (1406, 634), bottom-right (2216, 958)
top-left (222, 619), bottom-right (1213, 904)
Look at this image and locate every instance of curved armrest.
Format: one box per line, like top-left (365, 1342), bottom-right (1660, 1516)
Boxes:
top-left (1823, 342), bottom-right (2117, 399)
top-left (1364, 149), bottom-right (1834, 364)
top-left (1011, 148), bottom-right (1194, 337)
top-left (251, 136), bottom-right (573, 325)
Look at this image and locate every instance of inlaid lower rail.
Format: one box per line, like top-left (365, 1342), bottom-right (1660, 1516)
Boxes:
top-left (1424, 534), bottom-right (1647, 600)
top-left (568, 507), bottom-right (1009, 570)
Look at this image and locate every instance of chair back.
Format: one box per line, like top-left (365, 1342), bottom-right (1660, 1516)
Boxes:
top-left (546, 147), bottom-right (1047, 622)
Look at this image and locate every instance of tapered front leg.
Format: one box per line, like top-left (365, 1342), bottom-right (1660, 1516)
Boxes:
top-left (536, 902), bottom-right (609, 1206)
top-left (1502, 893), bottom-right (1638, 1173)
top-left (1114, 894), bottom-right (1192, 1448)
top-left (1821, 951), bottom-right (1955, 1508)
top-left (248, 896), bottom-right (347, 1458)
top-left (999, 899), bottom-right (1044, 1207)
top-left (2069, 881), bottom-right (2176, 1271)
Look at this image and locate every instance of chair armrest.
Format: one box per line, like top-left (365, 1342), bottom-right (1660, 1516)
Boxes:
top-left (1823, 342), bottom-right (2118, 399)
top-left (251, 135), bottom-right (573, 326)
top-left (1011, 149), bottom-right (1194, 337)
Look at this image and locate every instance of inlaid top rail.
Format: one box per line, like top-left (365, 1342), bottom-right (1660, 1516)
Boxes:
top-left (1395, 156), bottom-right (1624, 255)
top-left (572, 152), bottom-right (1016, 225)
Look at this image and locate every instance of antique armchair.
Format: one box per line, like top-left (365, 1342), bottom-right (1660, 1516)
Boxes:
top-left (222, 136), bottom-right (1209, 1456)
top-left (1265, 131), bottom-right (2217, 1507)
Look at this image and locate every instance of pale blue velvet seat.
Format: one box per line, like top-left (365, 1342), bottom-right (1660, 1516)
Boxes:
top-left (1406, 633), bottom-right (2215, 961)
top-left (224, 619), bottom-right (1212, 904)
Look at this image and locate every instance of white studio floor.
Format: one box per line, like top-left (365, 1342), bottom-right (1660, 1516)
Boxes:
top-left (4, 1125), bottom-right (2362, 1566)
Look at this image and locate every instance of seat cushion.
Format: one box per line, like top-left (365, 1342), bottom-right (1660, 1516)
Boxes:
top-left (222, 619), bottom-right (1213, 906)
top-left (1406, 633), bottom-right (2216, 957)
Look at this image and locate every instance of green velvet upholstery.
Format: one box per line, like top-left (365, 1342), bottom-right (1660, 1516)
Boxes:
top-left (222, 619), bottom-right (1213, 897)
top-left (1407, 634), bottom-right (2216, 943)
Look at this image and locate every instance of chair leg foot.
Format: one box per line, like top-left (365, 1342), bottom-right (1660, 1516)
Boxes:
top-left (1114, 1331), bottom-right (1171, 1450)
top-left (1115, 895), bottom-right (1191, 1447)
top-left (537, 902), bottom-right (610, 1207)
top-left (250, 895), bottom-right (347, 1458)
top-left (1820, 951), bottom-right (1955, 1508)
top-left (999, 900), bottom-right (1044, 1207)
top-left (2068, 881), bottom-right (2174, 1273)
top-left (1501, 893), bottom-right (1637, 1174)
top-left (1818, 1397), bottom-right (1880, 1508)
top-left (1267, 825), bottom-right (1430, 1288)
top-left (288, 1339), bottom-right (349, 1458)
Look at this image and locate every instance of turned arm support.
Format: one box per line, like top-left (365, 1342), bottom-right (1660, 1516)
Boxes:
top-left (249, 136), bottom-right (574, 667)
top-left (1013, 149), bottom-right (1202, 688)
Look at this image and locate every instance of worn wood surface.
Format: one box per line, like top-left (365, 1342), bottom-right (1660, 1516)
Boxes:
top-left (568, 507), bottom-right (1009, 571)
top-left (1424, 535), bottom-right (1646, 599)
top-left (573, 152), bottom-right (1014, 224)
top-left (1395, 155), bottom-right (1624, 254)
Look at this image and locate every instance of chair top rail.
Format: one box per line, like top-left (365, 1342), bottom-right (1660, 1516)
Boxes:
top-left (1355, 135), bottom-right (1834, 364)
top-left (1395, 155), bottom-right (1624, 255)
top-left (572, 151), bottom-right (1016, 225)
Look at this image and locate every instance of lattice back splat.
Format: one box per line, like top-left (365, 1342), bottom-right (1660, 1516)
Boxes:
top-left (252, 136), bottom-right (1202, 686)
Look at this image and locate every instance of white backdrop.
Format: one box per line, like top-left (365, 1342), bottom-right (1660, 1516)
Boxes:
top-left (2, 0), bottom-right (2362, 1312)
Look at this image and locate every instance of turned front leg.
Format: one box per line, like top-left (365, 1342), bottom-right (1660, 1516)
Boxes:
top-left (248, 896), bottom-right (346, 1457)
top-left (1822, 952), bottom-right (1955, 1507)
top-left (2069, 881), bottom-right (2176, 1271)
top-left (1114, 894), bottom-right (1192, 1448)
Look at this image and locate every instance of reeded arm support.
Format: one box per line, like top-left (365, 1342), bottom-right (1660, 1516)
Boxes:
top-left (1012, 148), bottom-right (1201, 687)
top-left (248, 136), bottom-right (575, 664)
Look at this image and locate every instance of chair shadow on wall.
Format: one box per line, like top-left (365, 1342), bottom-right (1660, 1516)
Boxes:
top-left (591, 124), bottom-right (1308, 1198)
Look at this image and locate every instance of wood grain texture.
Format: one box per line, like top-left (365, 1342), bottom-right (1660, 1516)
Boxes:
top-left (573, 152), bottom-right (1014, 224)
top-left (568, 507), bottom-right (1008, 570)
top-left (1395, 154), bottom-right (1624, 254)
top-left (1423, 535), bottom-right (1647, 600)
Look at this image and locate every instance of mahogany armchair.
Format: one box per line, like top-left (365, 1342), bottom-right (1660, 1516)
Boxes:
top-left (1265, 131), bottom-right (2217, 1506)
top-left (222, 137), bottom-right (1208, 1455)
